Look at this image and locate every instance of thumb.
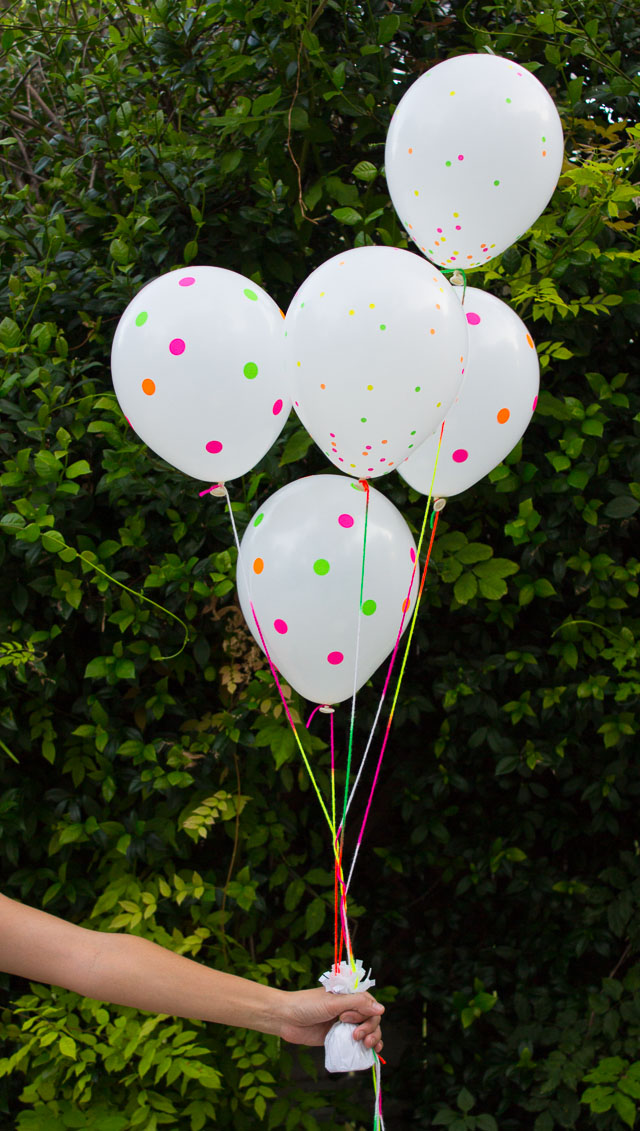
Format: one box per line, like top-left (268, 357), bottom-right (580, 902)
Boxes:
top-left (325, 991), bottom-right (384, 1020)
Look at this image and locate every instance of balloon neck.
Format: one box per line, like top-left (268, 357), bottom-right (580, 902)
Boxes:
top-left (199, 482), bottom-right (226, 498)
top-left (449, 271), bottom-right (465, 287)
top-left (319, 705), bottom-right (335, 714)
top-left (433, 497), bottom-right (447, 512)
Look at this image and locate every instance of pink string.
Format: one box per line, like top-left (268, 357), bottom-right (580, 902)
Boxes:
top-left (249, 601), bottom-right (300, 737)
top-left (306, 705), bottom-right (322, 729)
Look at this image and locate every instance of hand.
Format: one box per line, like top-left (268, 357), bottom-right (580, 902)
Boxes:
top-left (278, 987), bottom-right (384, 1051)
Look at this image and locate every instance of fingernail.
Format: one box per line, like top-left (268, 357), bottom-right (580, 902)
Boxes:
top-left (373, 1003), bottom-right (384, 1012)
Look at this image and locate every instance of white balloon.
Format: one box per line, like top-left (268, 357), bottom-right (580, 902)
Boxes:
top-left (111, 266), bottom-right (290, 482)
top-left (284, 246), bottom-right (468, 480)
top-left (385, 54), bottom-right (564, 270)
top-left (237, 475), bottom-right (419, 705)
top-left (399, 286), bottom-right (540, 498)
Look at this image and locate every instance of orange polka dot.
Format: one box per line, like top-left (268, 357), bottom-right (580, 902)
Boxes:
top-left (435, 241), bottom-right (440, 247)
top-left (320, 383), bottom-right (326, 389)
top-left (253, 558), bottom-right (264, 575)
top-left (526, 334), bottom-right (534, 349)
top-left (436, 304), bottom-right (441, 309)
top-left (381, 439), bottom-right (388, 445)
top-left (542, 150), bottom-right (547, 157)
top-left (497, 408), bottom-right (510, 424)
top-left (408, 147), bottom-right (413, 154)
top-left (408, 224), bottom-right (413, 230)
top-left (430, 328), bottom-right (435, 335)
top-left (141, 378), bottom-right (155, 396)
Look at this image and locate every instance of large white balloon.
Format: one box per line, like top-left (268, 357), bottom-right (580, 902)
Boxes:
top-left (111, 266), bottom-right (290, 482)
top-left (237, 475), bottom-right (418, 705)
top-left (385, 54), bottom-right (564, 270)
top-left (284, 246), bottom-right (468, 479)
top-left (399, 286), bottom-right (540, 498)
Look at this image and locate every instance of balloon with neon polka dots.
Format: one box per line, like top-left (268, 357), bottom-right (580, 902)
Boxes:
top-left (399, 286), bottom-right (540, 498)
top-left (111, 266), bottom-right (290, 482)
top-left (385, 53), bottom-right (564, 270)
top-left (236, 475), bottom-right (419, 705)
top-left (284, 246), bottom-right (468, 481)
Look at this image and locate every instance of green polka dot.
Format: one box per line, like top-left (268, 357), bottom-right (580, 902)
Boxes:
top-left (254, 513), bottom-right (264, 527)
top-left (410, 430), bottom-right (416, 435)
top-left (244, 362), bottom-right (258, 380)
top-left (506, 98), bottom-right (511, 103)
top-left (494, 180), bottom-right (500, 186)
top-left (313, 558), bottom-right (330, 576)
top-left (361, 417), bottom-right (367, 423)
top-left (542, 136), bottom-right (546, 142)
top-left (379, 324), bottom-right (386, 331)
top-left (135, 312), bottom-right (148, 327)
top-left (415, 386), bottom-right (421, 392)
top-left (362, 599), bottom-right (377, 616)
top-left (243, 288), bottom-right (258, 301)
top-left (445, 160), bottom-right (452, 167)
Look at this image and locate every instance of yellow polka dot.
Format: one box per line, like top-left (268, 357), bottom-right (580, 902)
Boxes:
top-left (320, 291), bottom-right (325, 296)
top-left (367, 384), bottom-right (373, 391)
top-left (414, 190), bottom-right (419, 196)
top-left (449, 90), bottom-right (455, 96)
top-left (349, 309), bottom-right (355, 315)
top-left (436, 401), bottom-right (442, 407)
top-left (297, 361), bottom-right (301, 367)
top-left (453, 212), bottom-right (459, 217)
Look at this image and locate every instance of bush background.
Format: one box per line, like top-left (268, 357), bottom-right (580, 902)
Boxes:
top-left (0, 0), bottom-right (639, 1128)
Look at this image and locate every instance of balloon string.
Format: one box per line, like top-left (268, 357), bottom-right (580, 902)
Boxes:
top-left (341, 479), bottom-right (370, 835)
top-left (345, 421), bottom-right (445, 891)
top-left (346, 508), bottom-right (441, 895)
top-left (341, 422), bottom-right (446, 830)
top-left (221, 488), bottom-right (340, 852)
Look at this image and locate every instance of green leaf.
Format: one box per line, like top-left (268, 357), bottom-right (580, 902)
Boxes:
top-left (332, 207), bottom-right (362, 225)
top-left (85, 656), bottom-right (108, 678)
top-left (66, 460), bottom-right (91, 479)
top-left (304, 897), bottom-right (326, 938)
top-left (279, 428), bottom-right (314, 466)
top-left (379, 13), bottom-right (400, 42)
top-left (613, 1091), bottom-right (636, 1128)
top-left (457, 1087), bottom-right (475, 1113)
top-left (59, 1034), bottom-right (77, 1058)
top-left (352, 161), bottom-right (378, 183)
top-left (454, 572), bottom-right (478, 605)
top-left (604, 496), bottom-right (639, 518)
top-left (0, 317), bottom-right (20, 349)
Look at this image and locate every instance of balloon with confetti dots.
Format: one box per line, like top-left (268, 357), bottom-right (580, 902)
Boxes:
top-left (111, 266), bottom-right (290, 482)
top-left (284, 246), bottom-right (468, 480)
top-left (236, 475), bottom-right (418, 705)
top-left (399, 286), bottom-right (540, 498)
top-left (385, 54), bottom-right (564, 270)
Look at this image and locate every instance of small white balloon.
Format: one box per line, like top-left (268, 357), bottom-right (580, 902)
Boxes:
top-left (111, 266), bottom-right (290, 482)
top-left (236, 475), bottom-right (419, 705)
top-left (399, 286), bottom-right (540, 498)
top-left (284, 246), bottom-right (468, 479)
top-left (385, 54), bottom-right (564, 270)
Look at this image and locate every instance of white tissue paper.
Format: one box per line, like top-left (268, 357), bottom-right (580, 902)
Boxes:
top-left (320, 960), bottom-right (376, 1073)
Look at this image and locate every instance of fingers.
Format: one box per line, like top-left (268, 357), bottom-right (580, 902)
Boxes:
top-left (338, 991), bottom-right (384, 1022)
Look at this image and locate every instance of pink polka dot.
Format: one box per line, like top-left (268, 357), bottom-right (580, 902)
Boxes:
top-left (206, 440), bottom-right (223, 454)
top-left (452, 449), bottom-right (468, 463)
top-left (272, 399), bottom-right (283, 415)
top-left (179, 277), bottom-right (195, 287)
top-left (466, 312), bottom-right (481, 325)
top-left (169, 338), bottom-right (185, 355)
top-left (330, 433), bottom-right (335, 438)
top-left (338, 514), bottom-right (354, 528)
top-left (532, 396), bottom-right (538, 412)
top-left (458, 154), bottom-right (464, 161)
top-left (455, 225), bottom-right (461, 230)
top-left (327, 651), bottom-right (344, 665)
top-left (437, 227), bottom-right (443, 233)
top-left (410, 547), bottom-right (416, 563)
top-left (338, 457), bottom-right (344, 462)
top-left (274, 619), bottom-right (288, 634)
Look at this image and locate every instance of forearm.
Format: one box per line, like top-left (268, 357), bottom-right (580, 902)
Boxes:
top-left (74, 931), bottom-right (287, 1034)
top-left (0, 895), bottom-right (286, 1035)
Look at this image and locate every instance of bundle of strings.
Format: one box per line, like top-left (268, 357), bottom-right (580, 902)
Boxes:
top-left (320, 959), bottom-right (377, 1073)
top-left (214, 425), bottom-right (444, 1131)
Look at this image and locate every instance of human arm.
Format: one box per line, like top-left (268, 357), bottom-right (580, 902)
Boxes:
top-left (0, 894), bottom-right (383, 1050)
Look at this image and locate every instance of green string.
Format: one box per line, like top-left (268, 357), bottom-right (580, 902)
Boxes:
top-left (341, 483), bottom-right (370, 834)
top-left (41, 531), bottom-right (189, 661)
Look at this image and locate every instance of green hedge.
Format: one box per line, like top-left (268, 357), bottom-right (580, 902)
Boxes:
top-left (0, 1), bottom-right (639, 1128)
